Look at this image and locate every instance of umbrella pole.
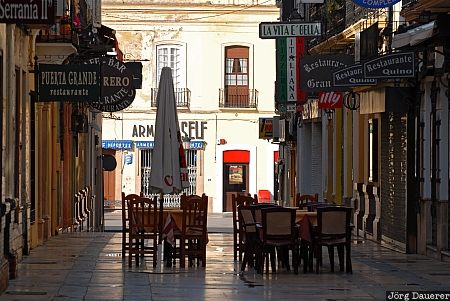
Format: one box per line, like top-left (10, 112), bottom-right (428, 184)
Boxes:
top-left (157, 193), bottom-right (164, 270)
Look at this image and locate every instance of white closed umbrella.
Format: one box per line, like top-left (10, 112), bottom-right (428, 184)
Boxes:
top-left (149, 66), bottom-right (189, 195)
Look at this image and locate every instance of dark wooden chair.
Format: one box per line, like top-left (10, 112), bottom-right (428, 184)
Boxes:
top-left (128, 196), bottom-right (159, 267)
top-left (232, 194), bottom-right (258, 262)
top-left (295, 193), bottom-right (319, 211)
top-left (237, 205), bottom-right (258, 272)
top-left (257, 207), bottom-right (299, 274)
top-left (121, 192), bottom-right (141, 258)
top-left (179, 193), bottom-right (208, 268)
top-left (313, 206), bottom-right (353, 273)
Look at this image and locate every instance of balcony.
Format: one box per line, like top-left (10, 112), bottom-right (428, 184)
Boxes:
top-left (219, 87), bottom-right (258, 109)
top-left (150, 88), bottom-right (191, 108)
top-left (401, 0), bottom-right (450, 22)
top-left (308, 1), bottom-right (346, 50)
top-left (36, 20), bottom-right (76, 44)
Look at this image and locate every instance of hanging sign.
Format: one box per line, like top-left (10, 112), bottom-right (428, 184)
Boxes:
top-left (351, 0), bottom-right (401, 9)
top-left (259, 22), bottom-right (321, 39)
top-left (333, 64), bottom-right (377, 87)
top-left (363, 52), bottom-right (415, 79)
top-left (300, 54), bottom-right (353, 92)
top-left (37, 64), bottom-right (101, 102)
top-left (318, 92), bottom-right (343, 109)
top-left (259, 118), bottom-right (273, 139)
top-left (276, 37), bottom-right (307, 112)
top-left (0, 0), bottom-right (55, 24)
top-left (84, 56), bottom-right (136, 112)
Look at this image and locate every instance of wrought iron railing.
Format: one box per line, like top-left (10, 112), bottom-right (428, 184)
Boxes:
top-left (150, 88), bottom-right (191, 107)
top-left (219, 88), bottom-right (258, 108)
top-left (36, 20), bottom-right (75, 44)
top-left (307, 1), bottom-right (347, 48)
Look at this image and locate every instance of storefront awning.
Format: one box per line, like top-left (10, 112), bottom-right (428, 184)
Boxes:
top-left (392, 21), bottom-right (436, 49)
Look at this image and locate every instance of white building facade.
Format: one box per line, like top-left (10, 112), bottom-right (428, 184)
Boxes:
top-left (101, 0), bottom-right (279, 212)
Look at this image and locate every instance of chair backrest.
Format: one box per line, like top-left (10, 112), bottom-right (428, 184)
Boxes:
top-left (232, 194), bottom-right (258, 230)
top-left (180, 193), bottom-right (208, 233)
top-left (295, 193), bottom-right (318, 206)
top-left (128, 196), bottom-right (158, 234)
top-left (317, 206), bottom-right (352, 237)
top-left (260, 207), bottom-right (296, 241)
top-left (250, 203), bottom-right (279, 224)
top-left (295, 193), bottom-right (319, 211)
top-left (238, 205), bottom-right (257, 233)
top-left (122, 192), bottom-right (142, 230)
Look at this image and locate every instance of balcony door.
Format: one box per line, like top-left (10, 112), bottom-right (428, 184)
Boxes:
top-left (225, 46), bottom-right (249, 107)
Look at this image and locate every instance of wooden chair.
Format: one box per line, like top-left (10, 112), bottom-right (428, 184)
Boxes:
top-left (250, 203), bottom-right (278, 225)
top-left (179, 193), bottom-right (208, 268)
top-left (121, 192), bottom-right (141, 258)
top-left (295, 193), bottom-right (319, 211)
top-left (128, 196), bottom-right (159, 267)
top-left (257, 207), bottom-right (299, 274)
top-left (237, 205), bottom-right (258, 272)
top-left (313, 206), bottom-right (353, 273)
top-left (232, 194), bottom-right (258, 261)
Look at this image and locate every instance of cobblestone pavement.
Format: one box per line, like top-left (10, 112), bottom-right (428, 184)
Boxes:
top-left (1, 231), bottom-right (450, 300)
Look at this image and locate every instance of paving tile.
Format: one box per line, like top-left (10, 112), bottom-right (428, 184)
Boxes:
top-left (1, 231), bottom-right (450, 301)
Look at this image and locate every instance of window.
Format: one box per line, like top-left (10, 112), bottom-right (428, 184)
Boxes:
top-left (223, 46), bottom-right (253, 108)
top-left (156, 44), bottom-right (184, 89)
top-left (154, 44), bottom-right (190, 107)
top-left (225, 58), bottom-right (248, 86)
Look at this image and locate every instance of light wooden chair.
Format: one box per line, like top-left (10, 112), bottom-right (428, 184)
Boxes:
top-left (179, 193), bottom-right (208, 268)
top-left (128, 196), bottom-right (159, 267)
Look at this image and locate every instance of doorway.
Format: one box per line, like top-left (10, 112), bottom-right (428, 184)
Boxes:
top-left (222, 150), bottom-right (250, 212)
top-left (103, 149), bottom-right (116, 208)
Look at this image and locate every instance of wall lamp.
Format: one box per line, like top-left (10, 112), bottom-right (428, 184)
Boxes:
top-left (324, 109), bottom-right (334, 121)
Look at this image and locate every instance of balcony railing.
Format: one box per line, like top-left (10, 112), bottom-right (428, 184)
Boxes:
top-left (307, 1), bottom-right (347, 48)
top-left (219, 87), bottom-right (258, 109)
top-left (36, 19), bottom-right (75, 43)
top-left (150, 88), bottom-right (191, 107)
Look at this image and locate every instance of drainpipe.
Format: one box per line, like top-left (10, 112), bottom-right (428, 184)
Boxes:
top-left (430, 79), bottom-right (438, 239)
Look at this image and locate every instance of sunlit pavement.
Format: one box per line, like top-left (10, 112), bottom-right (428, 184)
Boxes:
top-left (1, 217), bottom-right (450, 300)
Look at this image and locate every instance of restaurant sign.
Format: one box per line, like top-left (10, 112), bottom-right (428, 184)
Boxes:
top-left (0, 0), bottom-right (54, 24)
top-left (333, 64), bottom-right (377, 87)
top-left (363, 52), bottom-right (415, 79)
top-left (259, 22), bottom-right (321, 39)
top-left (37, 64), bottom-right (101, 102)
top-left (259, 118), bottom-right (273, 139)
top-left (352, 0), bottom-right (401, 9)
top-left (300, 54), bottom-right (354, 92)
top-left (85, 57), bottom-right (136, 112)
